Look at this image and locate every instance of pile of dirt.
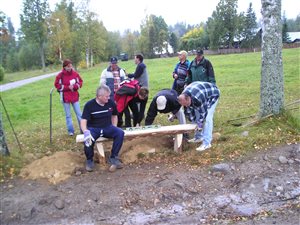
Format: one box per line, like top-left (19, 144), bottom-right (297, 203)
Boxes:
top-left (20, 151), bottom-right (85, 184)
top-left (19, 136), bottom-right (173, 184)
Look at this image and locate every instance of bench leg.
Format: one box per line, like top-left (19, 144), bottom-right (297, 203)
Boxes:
top-left (96, 142), bottom-right (105, 157)
top-left (174, 134), bottom-right (183, 152)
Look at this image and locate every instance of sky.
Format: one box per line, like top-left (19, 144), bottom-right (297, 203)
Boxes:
top-left (1, 0), bottom-right (299, 33)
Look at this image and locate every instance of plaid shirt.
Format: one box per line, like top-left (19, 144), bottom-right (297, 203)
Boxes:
top-left (183, 81), bottom-right (220, 124)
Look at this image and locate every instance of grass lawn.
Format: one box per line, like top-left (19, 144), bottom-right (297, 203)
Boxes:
top-left (1, 48), bottom-right (299, 178)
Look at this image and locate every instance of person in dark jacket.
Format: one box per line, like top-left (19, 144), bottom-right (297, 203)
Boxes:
top-left (185, 49), bottom-right (216, 143)
top-left (54, 59), bottom-right (83, 136)
top-left (127, 54), bottom-right (149, 126)
top-left (185, 49), bottom-right (216, 85)
top-left (145, 89), bottom-right (186, 126)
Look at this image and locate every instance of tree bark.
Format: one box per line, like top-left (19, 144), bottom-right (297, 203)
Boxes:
top-left (260, 0), bottom-right (284, 117)
top-left (0, 113), bottom-right (10, 156)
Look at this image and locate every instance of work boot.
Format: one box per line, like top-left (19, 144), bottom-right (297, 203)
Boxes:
top-left (108, 157), bottom-right (123, 172)
top-left (85, 159), bottom-right (94, 172)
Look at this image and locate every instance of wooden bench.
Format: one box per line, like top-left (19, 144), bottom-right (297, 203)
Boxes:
top-left (76, 124), bottom-right (197, 157)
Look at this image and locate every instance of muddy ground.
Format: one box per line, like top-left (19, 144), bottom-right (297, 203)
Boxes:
top-left (0, 136), bottom-right (299, 225)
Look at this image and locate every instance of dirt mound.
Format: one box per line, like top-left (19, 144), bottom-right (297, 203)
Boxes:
top-left (19, 136), bottom-right (174, 184)
top-left (20, 151), bottom-right (85, 184)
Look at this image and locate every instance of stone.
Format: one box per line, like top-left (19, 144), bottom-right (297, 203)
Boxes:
top-left (278, 156), bottom-right (288, 164)
top-left (241, 131), bottom-right (249, 137)
top-left (54, 199), bottom-right (65, 210)
top-left (211, 163), bottom-right (231, 174)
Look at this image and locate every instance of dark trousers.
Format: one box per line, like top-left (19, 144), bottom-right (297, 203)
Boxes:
top-left (117, 107), bottom-right (131, 128)
top-left (84, 125), bottom-right (124, 160)
top-left (128, 97), bottom-right (148, 126)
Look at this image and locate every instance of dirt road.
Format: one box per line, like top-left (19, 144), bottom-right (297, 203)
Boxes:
top-left (1, 138), bottom-right (299, 225)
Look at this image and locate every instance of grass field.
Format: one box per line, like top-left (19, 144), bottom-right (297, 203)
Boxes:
top-left (1, 48), bottom-right (299, 178)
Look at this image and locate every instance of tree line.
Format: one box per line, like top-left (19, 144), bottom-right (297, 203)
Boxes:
top-left (0, 0), bottom-right (299, 73)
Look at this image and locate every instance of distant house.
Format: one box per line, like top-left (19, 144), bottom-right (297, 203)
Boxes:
top-left (286, 32), bottom-right (300, 43)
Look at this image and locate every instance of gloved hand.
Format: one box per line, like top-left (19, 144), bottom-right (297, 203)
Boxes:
top-left (168, 114), bottom-right (175, 122)
top-left (84, 130), bottom-right (94, 147)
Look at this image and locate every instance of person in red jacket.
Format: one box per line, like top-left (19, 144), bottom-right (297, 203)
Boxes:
top-left (114, 80), bottom-right (149, 127)
top-left (54, 59), bottom-right (83, 136)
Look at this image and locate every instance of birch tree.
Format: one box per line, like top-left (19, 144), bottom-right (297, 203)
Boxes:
top-left (260, 0), bottom-right (284, 117)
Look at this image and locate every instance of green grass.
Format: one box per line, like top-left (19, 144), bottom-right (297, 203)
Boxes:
top-left (1, 48), bottom-right (299, 178)
top-left (0, 65), bottom-right (61, 84)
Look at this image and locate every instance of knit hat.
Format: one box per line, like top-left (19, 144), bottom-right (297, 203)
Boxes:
top-left (156, 96), bottom-right (167, 110)
top-left (63, 59), bottom-right (72, 67)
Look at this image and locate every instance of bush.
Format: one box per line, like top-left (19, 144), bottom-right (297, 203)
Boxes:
top-left (0, 65), bottom-right (5, 81)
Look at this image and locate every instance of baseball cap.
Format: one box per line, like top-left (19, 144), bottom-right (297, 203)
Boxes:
top-left (196, 49), bottom-right (204, 55)
top-left (177, 50), bottom-right (187, 57)
top-left (156, 96), bottom-right (167, 110)
top-left (110, 56), bottom-right (118, 64)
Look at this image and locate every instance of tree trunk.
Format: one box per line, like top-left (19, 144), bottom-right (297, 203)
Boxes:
top-left (0, 113), bottom-right (10, 156)
top-left (86, 48), bottom-right (89, 68)
top-left (91, 49), bottom-right (94, 67)
top-left (39, 42), bottom-right (46, 72)
top-left (260, 0), bottom-right (284, 117)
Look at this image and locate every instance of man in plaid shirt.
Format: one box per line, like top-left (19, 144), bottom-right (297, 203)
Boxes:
top-left (178, 81), bottom-right (220, 151)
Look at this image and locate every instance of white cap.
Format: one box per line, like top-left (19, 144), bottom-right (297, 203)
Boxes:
top-left (156, 96), bottom-right (167, 110)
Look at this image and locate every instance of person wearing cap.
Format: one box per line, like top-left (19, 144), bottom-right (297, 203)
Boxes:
top-left (145, 89), bottom-right (186, 126)
top-left (185, 49), bottom-right (216, 143)
top-left (178, 81), bottom-right (220, 152)
top-left (127, 54), bottom-right (149, 126)
top-left (185, 49), bottom-right (216, 85)
top-left (54, 59), bottom-right (83, 136)
top-left (172, 50), bottom-right (190, 95)
top-left (100, 56), bottom-right (128, 127)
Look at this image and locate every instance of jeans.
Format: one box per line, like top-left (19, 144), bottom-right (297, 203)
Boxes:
top-left (84, 125), bottom-right (124, 161)
top-left (62, 101), bottom-right (82, 134)
top-left (194, 100), bottom-right (219, 145)
top-left (175, 107), bottom-right (186, 125)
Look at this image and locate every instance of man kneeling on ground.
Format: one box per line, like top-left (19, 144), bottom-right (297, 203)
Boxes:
top-left (80, 84), bottom-right (124, 172)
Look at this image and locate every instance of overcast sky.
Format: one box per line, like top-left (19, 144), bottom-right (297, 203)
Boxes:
top-left (1, 0), bottom-right (299, 33)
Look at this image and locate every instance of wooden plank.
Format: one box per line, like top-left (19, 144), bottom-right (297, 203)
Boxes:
top-left (76, 124), bottom-right (196, 143)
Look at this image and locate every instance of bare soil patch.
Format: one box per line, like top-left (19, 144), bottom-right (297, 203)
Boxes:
top-left (1, 136), bottom-right (299, 225)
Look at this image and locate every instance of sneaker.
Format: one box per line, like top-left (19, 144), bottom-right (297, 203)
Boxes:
top-left (108, 157), bottom-right (123, 172)
top-left (196, 143), bottom-right (212, 152)
top-left (188, 137), bottom-right (203, 143)
top-left (85, 159), bottom-right (94, 172)
top-left (69, 132), bottom-right (74, 136)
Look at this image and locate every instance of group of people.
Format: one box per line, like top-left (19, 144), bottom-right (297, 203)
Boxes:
top-left (54, 49), bottom-right (220, 172)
